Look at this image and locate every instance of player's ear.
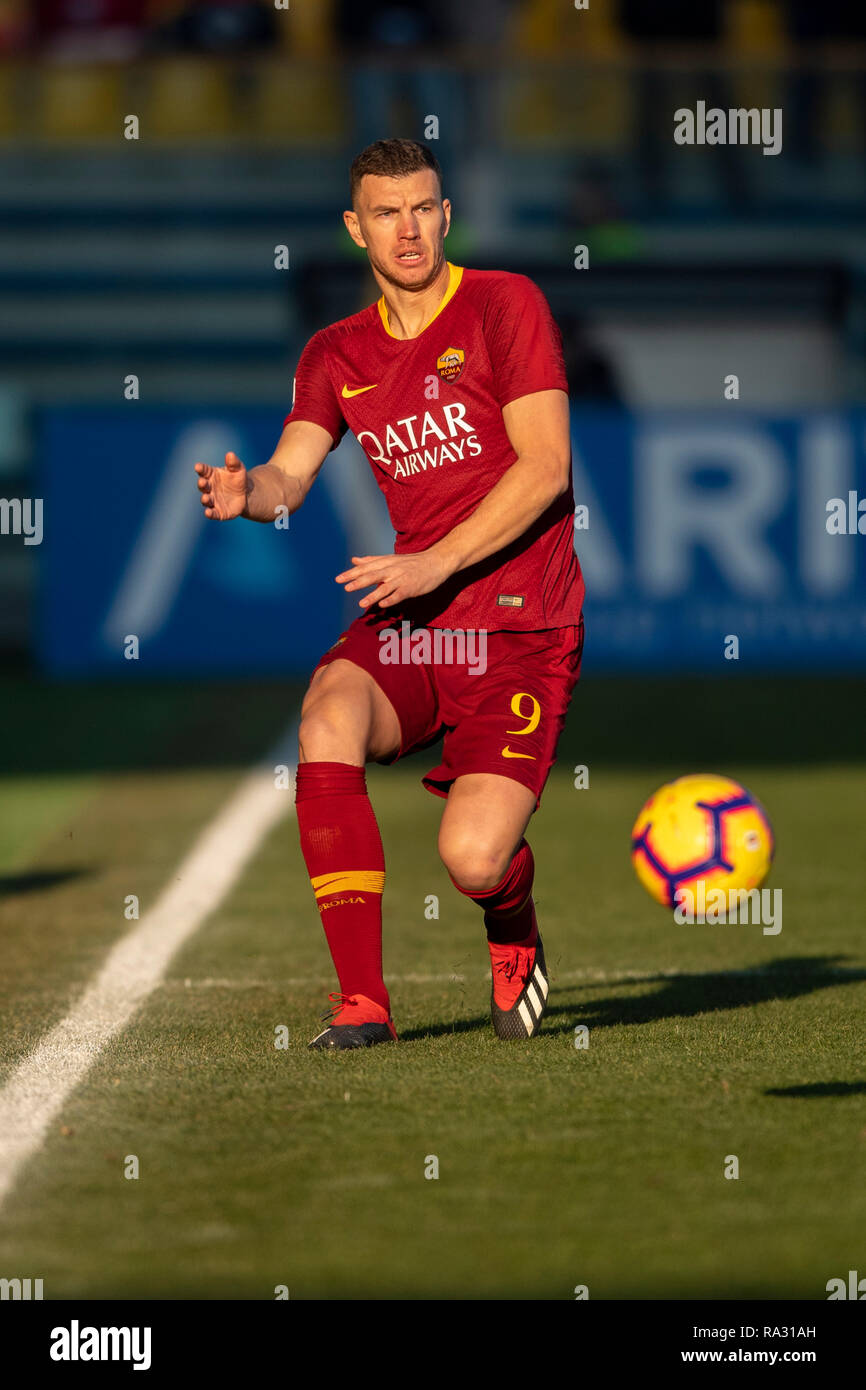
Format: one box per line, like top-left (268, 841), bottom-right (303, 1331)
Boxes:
top-left (442, 197), bottom-right (451, 237)
top-left (343, 208), bottom-right (367, 249)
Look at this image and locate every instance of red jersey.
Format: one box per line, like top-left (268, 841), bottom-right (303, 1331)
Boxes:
top-left (283, 262), bottom-right (584, 630)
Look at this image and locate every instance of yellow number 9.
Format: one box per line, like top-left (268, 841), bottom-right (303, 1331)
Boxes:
top-left (507, 692), bottom-right (541, 736)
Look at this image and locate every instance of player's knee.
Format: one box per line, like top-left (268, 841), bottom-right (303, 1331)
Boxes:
top-left (298, 670), bottom-right (372, 763)
top-left (297, 703), bottom-right (340, 762)
top-left (438, 830), bottom-right (510, 894)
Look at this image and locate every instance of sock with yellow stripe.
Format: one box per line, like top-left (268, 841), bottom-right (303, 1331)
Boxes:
top-left (295, 761), bottom-right (389, 1013)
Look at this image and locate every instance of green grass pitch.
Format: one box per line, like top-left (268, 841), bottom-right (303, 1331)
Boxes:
top-left (0, 674), bottom-right (864, 1299)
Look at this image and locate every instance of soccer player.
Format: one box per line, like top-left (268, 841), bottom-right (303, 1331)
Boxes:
top-left (194, 139), bottom-right (585, 1048)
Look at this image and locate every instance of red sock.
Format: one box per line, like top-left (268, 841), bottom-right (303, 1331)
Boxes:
top-left (450, 839), bottom-right (537, 945)
top-left (295, 761), bottom-right (389, 1013)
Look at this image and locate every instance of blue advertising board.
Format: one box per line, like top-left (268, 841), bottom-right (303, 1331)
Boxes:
top-left (37, 408), bottom-right (364, 676)
top-left (37, 407), bottom-right (866, 674)
top-left (573, 410), bottom-right (866, 669)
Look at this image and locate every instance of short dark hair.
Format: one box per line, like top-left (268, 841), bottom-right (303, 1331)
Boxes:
top-left (349, 139), bottom-right (443, 207)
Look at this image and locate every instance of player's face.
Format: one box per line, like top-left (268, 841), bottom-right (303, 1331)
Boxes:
top-left (344, 170), bottom-right (450, 291)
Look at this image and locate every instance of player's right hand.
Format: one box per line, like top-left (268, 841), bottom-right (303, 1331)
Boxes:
top-left (194, 451), bottom-right (248, 520)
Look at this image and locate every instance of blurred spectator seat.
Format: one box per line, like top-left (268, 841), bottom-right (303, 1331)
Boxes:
top-left (725, 1), bottom-right (787, 121)
top-left (783, 0), bottom-right (866, 42)
top-left (334, 2), bottom-right (463, 163)
top-left (783, 3), bottom-right (866, 165)
top-left (335, 0), bottom-right (449, 52)
top-left (152, 1), bottom-right (277, 54)
top-left (0, 62), bottom-right (16, 134)
top-left (146, 57), bottom-right (236, 137)
top-left (616, 1), bottom-right (755, 210)
top-left (511, 0), bottom-right (625, 55)
top-left (251, 60), bottom-right (344, 144)
top-left (0, 0), bottom-right (27, 54)
top-left (33, 0), bottom-right (148, 60)
top-left (36, 64), bottom-right (124, 137)
top-left (725, 0), bottom-right (786, 56)
top-left (277, 0), bottom-right (333, 55)
top-left (504, 0), bottom-right (628, 150)
top-left (618, 0), bottom-right (724, 43)
top-left (504, 67), bottom-right (632, 152)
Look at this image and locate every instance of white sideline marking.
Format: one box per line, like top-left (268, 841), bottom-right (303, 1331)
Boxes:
top-left (0, 729), bottom-right (298, 1210)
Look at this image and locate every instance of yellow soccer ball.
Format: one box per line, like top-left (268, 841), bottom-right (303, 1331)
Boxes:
top-left (631, 774), bottom-right (774, 909)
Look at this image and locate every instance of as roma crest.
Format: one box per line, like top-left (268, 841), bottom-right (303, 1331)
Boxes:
top-left (436, 346), bottom-right (464, 382)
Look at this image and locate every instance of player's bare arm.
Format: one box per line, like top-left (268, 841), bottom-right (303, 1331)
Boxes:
top-left (336, 387), bottom-right (570, 609)
top-left (194, 419), bottom-right (333, 523)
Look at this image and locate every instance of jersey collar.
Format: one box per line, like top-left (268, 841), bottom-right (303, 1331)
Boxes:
top-left (377, 261), bottom-right (463, 340)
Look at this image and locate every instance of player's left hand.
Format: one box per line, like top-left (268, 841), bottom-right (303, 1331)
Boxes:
top-left (336, 549), bottom-right (452, 609)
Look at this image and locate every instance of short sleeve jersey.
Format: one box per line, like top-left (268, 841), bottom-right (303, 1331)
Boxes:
top-left (284, 263), bottom-right (584, 630)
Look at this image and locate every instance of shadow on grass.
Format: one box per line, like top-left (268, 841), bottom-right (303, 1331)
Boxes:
top-left (401, 1014), bottom-right (489, 1042)
top-left (0, 866), bottom-right (92, 898)
top-left (765, 1081), bottom-right (866, 1098)
top-left (404, 955), bottom-right (866, 1042)
top-left (546, 955), bottom-right (866, 1032)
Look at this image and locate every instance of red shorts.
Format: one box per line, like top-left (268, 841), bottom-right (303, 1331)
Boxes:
top-left (312, 612), bottom-right (585, 808)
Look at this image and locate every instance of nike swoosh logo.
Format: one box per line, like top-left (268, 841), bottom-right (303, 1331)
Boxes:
top-left (341, 383), bottom-right (378, 398)
top-left (501, 746), bottom-right (536, 760)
